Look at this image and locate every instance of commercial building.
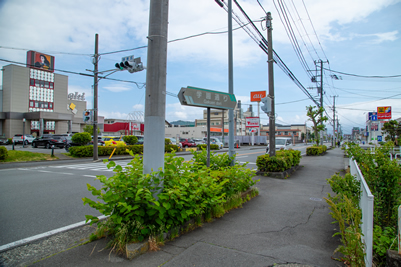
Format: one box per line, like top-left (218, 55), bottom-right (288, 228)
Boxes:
top-left (0, 50), bottom-right (103, 138)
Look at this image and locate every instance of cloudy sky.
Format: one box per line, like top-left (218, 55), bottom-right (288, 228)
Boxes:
top-left (0, 0), bottom-right (400, 134)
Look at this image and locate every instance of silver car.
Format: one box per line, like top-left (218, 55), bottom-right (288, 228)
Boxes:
top-left (266, 137), bottom-right (292, 153)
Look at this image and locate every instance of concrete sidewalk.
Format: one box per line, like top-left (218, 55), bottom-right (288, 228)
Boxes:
top-left (2, 147), bottom-right (345, 267)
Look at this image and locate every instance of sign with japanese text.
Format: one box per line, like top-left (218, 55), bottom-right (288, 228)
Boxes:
top-left (377, 106), bottom-right (391, 120)
top-left (178, 86), bottom-right (237, 110)
top-left (245, 117), bottom-right (260, 128)
top-left (250, 91), bottom-right (266, 102)
top-left (368, 112), bottom-right (377, 121)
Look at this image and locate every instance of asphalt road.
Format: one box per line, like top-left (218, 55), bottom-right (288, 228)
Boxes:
top-left (0, 143), bottom-right (312, 247)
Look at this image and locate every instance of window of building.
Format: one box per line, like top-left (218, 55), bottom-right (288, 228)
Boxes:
top-left (49, 82), bottom-right (54, 89)
top-left (284, 131), bottom-right (288, 135)
top-left (293, 131), bottom-right (297, 135)
top-left (29, 101), bottom-right (34, 107)
top-left (30, 79), bottom-right (35, 86)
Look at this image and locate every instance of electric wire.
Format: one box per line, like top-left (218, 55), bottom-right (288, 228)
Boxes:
top-left (323, 67), bottom-right (401, 78)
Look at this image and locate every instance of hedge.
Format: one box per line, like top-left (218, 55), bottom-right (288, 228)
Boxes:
top-left (0, 146), bottom-right (8, 160)
top-left (69, 144), bottom-right (179, 157)
top-left (256, 149), bottom-right (301, 172)
top-left (197, 144), bottom-right (219, 150)
top-left (306, 145), bottom-right (327, 156)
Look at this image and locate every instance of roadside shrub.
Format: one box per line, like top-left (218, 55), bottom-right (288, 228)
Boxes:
top-left (165, 144), bottom-right (179, 153)
top-left (69, 145), bottom-right (144, 157)
top-left (7, 138), bottom-right (12, 144)
top-left (72, 132), bottom-right (91, 145)
top-left (197, 144), bottom-right (219, 150)
top-left (83, 150), bottom-right (258, 252)
top-left (191, 149), bottom-right (234, 170)
top-left (256, 149), bottom-right (301, 172)
top-left (0, 146), bottom-right (8, 160)
top-left (123, 135), bottom-right (138, 145)
top-left (306, 145), bottom-right (326, 156)
top-left (165, 138), bottom-right (171, 145)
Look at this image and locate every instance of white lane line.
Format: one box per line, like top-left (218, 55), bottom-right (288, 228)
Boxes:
top-left (235, 156), bottom-right (249, 159)
top-left (83, 175), bottom-right (97, 178)
top-left (0, 215), bottom-right (108, 253)
top-left (38, 170), bottom-right (53, 173)
top-left (239, 162), bottom-right (256, 164)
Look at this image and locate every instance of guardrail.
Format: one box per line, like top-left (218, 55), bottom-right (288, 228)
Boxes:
top-left (349, 158), bottom-right (374, 267)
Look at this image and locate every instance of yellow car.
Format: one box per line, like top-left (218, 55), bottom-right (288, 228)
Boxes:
top-left (101, 136), bottom-right (126, 147)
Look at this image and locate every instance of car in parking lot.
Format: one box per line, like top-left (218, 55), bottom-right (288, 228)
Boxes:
top-left (266, 137), bottom-right (292, 153)
top-left (203, 137), bottom-right (223, 149)
top-left (193, 138), bottom-right (205, 146)
top-left (166, 137), bottom-right (182, 149)
top-left (180, 138), bottom-right (197, 148)
top-left (32, 134), bottom-right (66, 149)
top-left (102, 136), bottom-right (125, 146)
top-left (12, 134), bottom-right (35, 145)
top-left (0, 137), bottom-right (10, 145)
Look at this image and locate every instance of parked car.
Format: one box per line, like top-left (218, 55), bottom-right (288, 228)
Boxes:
top-left (180, 138), bottom-right (197, 148)
top-left (203, 137), bottom-right (223, 149)
top-left (101, 136), bottom-right (125, 146)
top-left (89, 136), bottom-right (105, 146)
top-left (135, 135), bottom-right (144, 145)
top-left (32, 134), bottom-right (66, 149)
top-left (0, 137), bottom-right (9, 145)
top-left (166, 137), bottom-right (182, 149)
top-left (266, 137), bottom-right (292, 153)
top-left (193, 138), bottom-right (205, 146)
top-left (12, 134), bottom-right (35, 145)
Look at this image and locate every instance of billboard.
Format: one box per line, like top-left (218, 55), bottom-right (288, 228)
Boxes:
top-left (245, 117), bottom-right (259, 128)
top-left (377, 106), bottom-right (391, 120)
top-left (250, 91), bottom-right (266, 102)
top-left (27, 50), bottom-right (55, 72)
top-left (370, 123), bottom-right (378, 131)
top-left (368, 112), bottom-right (377, 121)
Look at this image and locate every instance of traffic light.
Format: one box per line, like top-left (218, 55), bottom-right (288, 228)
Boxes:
top-left (115, 58), bottom-right (144, 73)
top-left (83, 110), bottom-right (92, 123)
top-left (261, 96), bottom-right (271, 114)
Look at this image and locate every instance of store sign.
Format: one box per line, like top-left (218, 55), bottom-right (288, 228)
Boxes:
top-left (246, 117), bottom-right (260, 128)
top-left (377, 106), bottom-right (391, 120)
top-left (68, 92), bottom-right (86, 101)
top-left (368, 112), bottom-right (377, 121)
top-left (250, 91), bottom-right (267, 102)
top-left (27, 50), bottom-right (55, 72)
top-left (370, 123), bottom-right (378, 131)
top-left (130, 122), bottom-right (140, 131)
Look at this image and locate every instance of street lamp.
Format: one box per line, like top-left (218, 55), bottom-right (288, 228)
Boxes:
top-left (22, 118), bottom-right (26, 148)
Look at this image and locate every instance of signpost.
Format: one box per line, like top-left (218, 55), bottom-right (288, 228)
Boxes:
top-left (178, 86), bottom-right (237, 166)
top-left (377, 106), bottom-right (391, 120)
top-left (378, 136), bottom-right (382, 142)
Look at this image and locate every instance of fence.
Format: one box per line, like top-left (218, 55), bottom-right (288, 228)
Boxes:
top-left (349, 158), bottom-right (374, 267)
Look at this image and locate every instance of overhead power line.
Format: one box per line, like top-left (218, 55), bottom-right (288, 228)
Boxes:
top-left (324, 67), bottom-right (401, 78)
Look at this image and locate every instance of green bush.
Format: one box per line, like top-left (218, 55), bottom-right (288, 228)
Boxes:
top-left (123, 135), bottom-right (138, 145)
top-left (306, 145), bottom-right (326, 156)
top-left (191, 149), bottom-right (234, 170)
top-left (256, 149), bottom-right (301, 172)
top-left (197, 144), bottom-right (219, 150)
top-left (165, 144), bottom-right (179, 153)
top-left (7, 138), bottom-right (12, 144)
top-left (69, 144), bottom-right (181, 157)
top-left (165, 138), bottom-right (171, 145)
top-left (83, 150), bottom-right (258, 251)
top-left (72, 132), bottom-right (91, 145)
top-left (0, 146), bottom-right (8, 160)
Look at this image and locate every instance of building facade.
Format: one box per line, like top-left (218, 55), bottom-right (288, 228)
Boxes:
top-left (0, 51), bottom-right (101, 138)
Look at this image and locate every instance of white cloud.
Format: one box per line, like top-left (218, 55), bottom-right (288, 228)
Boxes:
top-left (98, 111), bottom-right (129, 120)
top-left (103, 85), bottom-right (131, 93)
top-left (132, 104), bottom-right (144, 110)
top-left (166, 103), bottom-right (203, 122)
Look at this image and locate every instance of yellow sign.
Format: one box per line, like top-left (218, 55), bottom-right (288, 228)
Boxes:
top-left (69, 103), bottom-right (76, 110)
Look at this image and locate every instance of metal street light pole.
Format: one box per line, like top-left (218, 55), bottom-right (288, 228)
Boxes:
top-left (228, 0), bottom-right (235, 164)
top-left (267, 12), bottom-right (275, 157)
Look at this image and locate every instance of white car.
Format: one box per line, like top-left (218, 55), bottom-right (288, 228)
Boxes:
top-left (203, 137), bottom-right (223, 149)
top-left (193, 139), bottom-right (205, 146)
top-left (266, 137), bottom-right (292, 153)
top-left (12, 134), bottom-right (35, 145)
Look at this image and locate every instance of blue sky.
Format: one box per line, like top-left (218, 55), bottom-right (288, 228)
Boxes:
top-left (1, 0), bottom-right (400, 134)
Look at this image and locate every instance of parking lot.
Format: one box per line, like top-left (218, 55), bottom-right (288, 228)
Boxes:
top-left (2, 143), bottom-right (66, 155)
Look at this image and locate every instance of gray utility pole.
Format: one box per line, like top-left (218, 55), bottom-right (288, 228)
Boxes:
top-left (93, 33), bottom-right (99, 161)
top-left (267, 12), bottom-right (275, 157)
top-left (228, 0), bottom-right (235, 163)
top-left (143, 0), bottom-right (169, 175)
top-left (331, 95), bottom-right (338, 147)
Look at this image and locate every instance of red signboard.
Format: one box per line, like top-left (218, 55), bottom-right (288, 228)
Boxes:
top-left (377, 106), bottom-right (391, 120)
top-left (27, 51), bottom-right (55, 72)
top-left (250, 91), bottom-right (266, 102)
top-left (245, 117), bottom-right (259, 128)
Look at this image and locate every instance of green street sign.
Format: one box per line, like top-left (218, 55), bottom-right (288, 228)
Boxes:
top-left (178, 86), bottom-right (237, 110)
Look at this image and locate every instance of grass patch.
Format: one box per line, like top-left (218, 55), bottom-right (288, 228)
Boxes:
top-left (0, 150), bottom-right (59, 162)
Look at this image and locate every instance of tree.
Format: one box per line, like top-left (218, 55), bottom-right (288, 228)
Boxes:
top-left (83, 125), bottom-right (100, 135)
top-left (71, 132), bottom-right (92, 145)
top-left (306, 105), bottom-right (328, 146)
top-left (122, 135), bottom-right (138, 145)
top-left (381, 120), bottom-right (401, 143)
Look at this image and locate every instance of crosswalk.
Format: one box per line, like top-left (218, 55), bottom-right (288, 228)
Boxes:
top-left (48, 160), bottom-right (134, 172)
